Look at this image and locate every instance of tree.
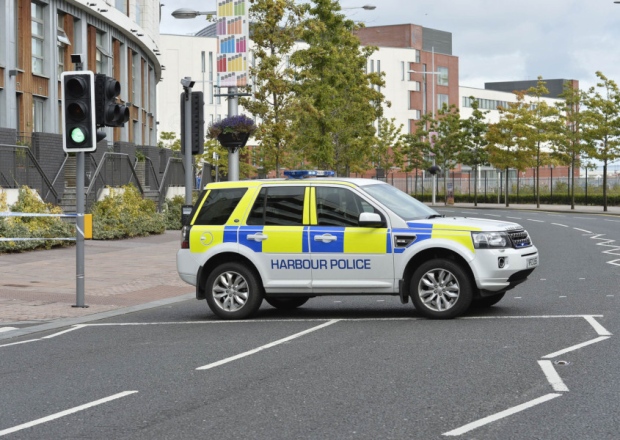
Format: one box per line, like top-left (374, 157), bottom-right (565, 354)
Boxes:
top-left (486, 91), bottom-right (536, 207)
top-left (555, 81), bottom-right (588, 210)
top-left (460, 97), bottom-right (489, 206)
top-left (582, 71), bottom-right (620, 212)
top-left (158, 131), bottom-right (181, 151)
top-left (290, 0), bottom-right (385, 175)
top-left (241, 0), bottom-right (306, 178)
top-left (372, 118), bottom-right (405, 179)
top-left (431, 104), bottom-right (464, 205)
top-left (526, 77), bottom-right (560, 208)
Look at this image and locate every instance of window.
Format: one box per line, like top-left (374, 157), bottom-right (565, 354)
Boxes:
top-left (247, 186), bottom-right (305, 226)
top-left (401, 61), bottom-right (405, 81)
top-left (57, 11), bottom-right (70, 77)
top-left (135, 1), bottom-right (142, 26)
top-left (208, 51), bottom-right (214, 104)
top-left (437, 66), bottom-right (449, 86)
top-left (32, 97), bottom-right (44, 132)
top-left (115, 0), bottom-right (128, 14)
top-left (316, 187), bottom-right (376, 227)
top-left (437, 94), bottom-right (449, 110)
top-left (410, 109), bottom-right (421, 120)
top-left (194, 188), bottom-right (248, 225)
top-left (413, 50), bottom-right (420, 64)
top-left (95, 30), bottom-right (110, 74)
top-left (31, 2), bottom-right (45, 75)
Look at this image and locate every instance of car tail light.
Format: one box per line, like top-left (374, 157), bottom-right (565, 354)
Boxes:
top-left (181, 225), bottom-right (191, 249)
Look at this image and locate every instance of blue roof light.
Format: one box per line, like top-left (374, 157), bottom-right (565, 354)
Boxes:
top-left (283, 170), bottom-right (335, 179)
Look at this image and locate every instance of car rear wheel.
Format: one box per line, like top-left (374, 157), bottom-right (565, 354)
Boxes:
top-left (205, 262), bottom-right (263, 320)
top-left (410, 259), bottom-right (472, 319)
top-left (265, 297), bottom-right (310, 310)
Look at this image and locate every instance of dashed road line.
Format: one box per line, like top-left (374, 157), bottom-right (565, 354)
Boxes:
top-left (573, 228), bottom-right (592, 233)
top-left (506, 216), bottom-right (522, 220)
top-left (0, 391), bottom-right (138, 437)
top-left (527, 219), bottom-right (545, 222)
top-left (0, 327), bottom-right (17, 333)
top-left (551, 223), bottom-right (568, 227)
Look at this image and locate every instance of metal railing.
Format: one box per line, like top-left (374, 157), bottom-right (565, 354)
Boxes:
top-left (0, 144), bottom-right (60, 204)
top-left (158, 157), bottom-right (185, 208)
top-left (85, 152), bottom-right (144, 212)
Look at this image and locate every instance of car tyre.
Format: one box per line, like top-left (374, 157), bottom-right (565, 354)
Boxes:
top-left (265, 297), bottom-right (310, 310)
top-left (410, 259), bottom-right (472, 319)
top-left (205, 262), bottom-right (263, 320)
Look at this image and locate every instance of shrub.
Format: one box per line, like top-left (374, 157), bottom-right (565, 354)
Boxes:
top-left (91, 184), bottom-right (165, 239)
top-left (163, 195), bottom-right (185, 230)
top-left (0, 186), bottom-right (74, 253)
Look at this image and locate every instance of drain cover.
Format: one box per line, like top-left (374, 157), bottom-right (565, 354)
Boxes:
top-left (553, 360), bottom-right (570, 366)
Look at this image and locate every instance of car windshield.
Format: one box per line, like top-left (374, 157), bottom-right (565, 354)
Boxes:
top-left (360, 183), bottom-right (440, 220)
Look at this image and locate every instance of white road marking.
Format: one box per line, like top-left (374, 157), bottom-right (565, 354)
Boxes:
top-left (551, 223), bottom-right (568, 227)
top-left (41, 325), bottom-right (85, 339)
top-left (542, 336), bottom-right (611, 359)
top-left (573, 228), bottom-right (592, 233)
top-left (506, 216), bottom-right (522, 220)
top-left (607, 295), bottom-right (615, 297)
top-left (0, 339), bottom-right (39, 348)
top-left (196, 320), bottom-right (340, 370)
top-left (442, 394), bottom-right (562, 436)
top-left (484, 214), bottom-right (501, 217)
top-left (527, 219), bottom-right (545, 222)
top-left (0, 327), bottom-right (17, 333)
top-left (583, 316), bottom-right (612, 336)
top-left (559, 296), bottom-right (566, 298)
top-left (538, 360), bottom-right (569, 392)
top-left (0, 391), bottom-right (138, 438)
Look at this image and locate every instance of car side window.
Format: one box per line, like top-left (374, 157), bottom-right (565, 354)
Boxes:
top-left (193, 188), bottom-right (247, 225)
top-left (316, 187), bottom-right (379, 227)
top-left (247, 186), bottom-right (305, 226)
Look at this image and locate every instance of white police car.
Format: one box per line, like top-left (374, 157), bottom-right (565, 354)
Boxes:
top-left (177, 170), bottom-right (539, 320)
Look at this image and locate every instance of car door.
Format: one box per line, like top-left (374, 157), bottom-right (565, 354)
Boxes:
top-left (240, 185), bottom-right (312, 295)
top-left (308, 185), bottom-right (395, 294)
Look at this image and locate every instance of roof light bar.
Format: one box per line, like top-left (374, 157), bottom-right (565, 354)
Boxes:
top-left (283, 170), bottom-right (335, 179)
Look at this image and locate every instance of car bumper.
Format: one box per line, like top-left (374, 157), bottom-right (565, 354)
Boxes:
top-left (176, 249), bottom-right (198, 286)
top-left (473, 246), bottom-right (539, 293)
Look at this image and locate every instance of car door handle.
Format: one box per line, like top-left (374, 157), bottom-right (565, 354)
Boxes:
top-left (247, 233), bottom-right (268, 242)
top-left (314, 234), bottom-right (337, 243)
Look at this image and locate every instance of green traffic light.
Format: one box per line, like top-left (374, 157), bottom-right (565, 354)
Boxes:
top-left (70, 127), bottom-right (86, 144)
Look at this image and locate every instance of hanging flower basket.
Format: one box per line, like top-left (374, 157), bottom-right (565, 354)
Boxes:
top-left (217, 132), bottom-right (251, 149)
top-left (208, 114), bottom-right (257, 150)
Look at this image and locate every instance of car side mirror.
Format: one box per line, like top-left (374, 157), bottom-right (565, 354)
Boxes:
top-left (358, 212), bottom-right (384, 228)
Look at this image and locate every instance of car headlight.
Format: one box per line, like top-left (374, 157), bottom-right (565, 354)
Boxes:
top-left (471, 231), bottom-right (511, 249)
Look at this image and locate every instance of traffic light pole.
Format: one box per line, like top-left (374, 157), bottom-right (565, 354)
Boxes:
top-left (74, 151), bottom-right (87, 307)
top-left (182, 79), bottom-right (193, 205)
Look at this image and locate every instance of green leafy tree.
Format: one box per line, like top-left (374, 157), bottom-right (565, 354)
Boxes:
top-left (158, 131), bottom-right (181, 151)
top-left (555, 81), bottom-right (588, 209)
top-left (432, 104), bottom-right (465, 204)
top-left (290, 0), bottom-right (385, 175)
top-left (372, 118), bottom-right (405, 179)
top-left (487, 91), bottom-right (536, 206)
top-left (582, 71), bottom-right (620, 211)
top-left (241, 0), bottom-right (306, 178)
top-left (460, 97), bottom-right (490, 206)
top-left (526, 77), bottom-right (561, 208)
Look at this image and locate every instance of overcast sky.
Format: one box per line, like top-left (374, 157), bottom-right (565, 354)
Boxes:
top-left (160, 0), bottom-right (620, 91)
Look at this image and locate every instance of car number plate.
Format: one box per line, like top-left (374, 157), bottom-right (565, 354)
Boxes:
top-left (527, 257), bottom-right (538, 268)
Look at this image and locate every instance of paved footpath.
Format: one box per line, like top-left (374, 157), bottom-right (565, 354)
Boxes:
top-left (1, 204), bottom-right (619, 338)
top-left (0, 231), bottom-right (191, 327)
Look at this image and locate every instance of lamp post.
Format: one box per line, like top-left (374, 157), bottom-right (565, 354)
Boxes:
top-left (342, 4), bottom-right (377, 10)
top-left (171, 8), bottom-right (216, 19)
top-left (409, 48), bottom-right (443, 206)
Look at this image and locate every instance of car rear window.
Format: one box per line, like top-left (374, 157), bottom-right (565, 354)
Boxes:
top-left (193, 188), bottom-right (248, 225)
top-left (246, 186), bottom-right (305, 226)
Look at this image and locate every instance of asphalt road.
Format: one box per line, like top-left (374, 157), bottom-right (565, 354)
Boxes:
top-left (1, 208), bottom-right (618, 439)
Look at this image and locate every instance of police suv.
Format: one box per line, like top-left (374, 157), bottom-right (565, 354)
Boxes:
top-left (177, 170), bottom-right (539, 320)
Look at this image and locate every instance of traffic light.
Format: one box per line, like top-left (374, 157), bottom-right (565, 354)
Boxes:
top-left (180, 91), bottom-right (204, 155)
top-left (61, 71), bottom-right (97, 152)
top-left (95, 73), bottom-right (130, 127)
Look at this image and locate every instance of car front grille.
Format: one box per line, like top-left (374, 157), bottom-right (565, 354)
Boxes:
top-left (508, 230), bottom-right (532, 248)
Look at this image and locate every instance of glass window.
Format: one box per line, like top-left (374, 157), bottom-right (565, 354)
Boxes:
top-left (31, 2), bottom-right (45, 75)
top-left (194, 188), bottom-right (248, 225)
top-left (316, 187), bottom-right (378, 227)
top-left (361, 184), bottom-right (437, 221)
top-left (57, 12), bottom-right (70, 77)
top-left (115, 0), bottom-right (127, 14)
top-left (95, 30), bottom-right (109, 74)
top-left (135, 2), bottom-right (142, 26)
top-left (32, 98), bottom-right (44, 132)
top-left (437, 66), bottom-right (449, 86)
top-left (438, 94), bottom-right (449, 110)
top-left (414, 50), bottom-right (420, 64)
top-left (247, 186), bottom-right (305, 226)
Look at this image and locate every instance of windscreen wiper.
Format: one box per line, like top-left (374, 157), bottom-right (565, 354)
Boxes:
top-left (426, 214), bottom-right (445, 219)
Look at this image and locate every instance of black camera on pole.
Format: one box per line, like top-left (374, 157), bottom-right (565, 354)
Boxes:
top-left (61, 71), bottom-right (97, 153)
top-left (95, 74), bottom-right (130, 127)
top-left (428, 165), bottom-right (441, 175)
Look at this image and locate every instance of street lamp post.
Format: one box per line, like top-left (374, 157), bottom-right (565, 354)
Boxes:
top-left (409, 47), bottom-right (442, 205)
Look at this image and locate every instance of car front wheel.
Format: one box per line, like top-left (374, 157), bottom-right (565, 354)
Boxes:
top-left (205, 262), bottom-right (263, 320)
top-left (410, 259), bottom-right (472, 319)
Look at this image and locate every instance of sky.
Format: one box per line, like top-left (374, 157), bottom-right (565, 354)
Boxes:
top-left (159, 0), bottom-right (620, 92)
